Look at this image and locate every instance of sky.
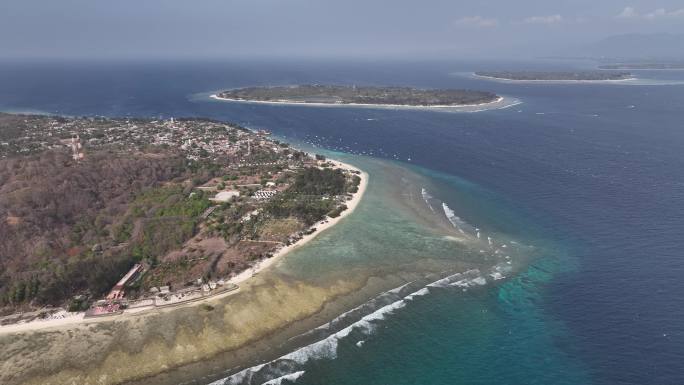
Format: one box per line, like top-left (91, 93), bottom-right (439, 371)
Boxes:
top-left (1, 0), bottom-right (684, 60)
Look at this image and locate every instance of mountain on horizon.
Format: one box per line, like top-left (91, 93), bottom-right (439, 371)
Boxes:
top-left (580, 33), bottom-right (684, 61)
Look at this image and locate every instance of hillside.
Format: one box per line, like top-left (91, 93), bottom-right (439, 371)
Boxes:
top-left (0, 113), bottom-right (360, 316)
top-left (0, 149), bottom-right (208, 309)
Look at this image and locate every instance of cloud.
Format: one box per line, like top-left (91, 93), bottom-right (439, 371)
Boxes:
top-left (454, 16), bottom-right (498, 28)
top-left (616, 6), bottom-right (637, 18)
top-left (522, 14), bottom-right (563, 25)
top-left (644, 8), bottom-right (684, 19)
top-left (616, 6), bottom-right (684, 20)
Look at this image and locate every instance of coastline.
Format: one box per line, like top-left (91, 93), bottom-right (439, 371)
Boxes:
top-left (597, 67), bottom-right (684, 71)
top-left (209, 94), bottom-right (506, 110)
top-left (226, 159), bottom-right (368, 286)
top-left (0, 158), bottom-right (368, 336)
top-left (472, 73), bottom-right (639, 84)
top-left (0, 153), bottom-right (521, 385)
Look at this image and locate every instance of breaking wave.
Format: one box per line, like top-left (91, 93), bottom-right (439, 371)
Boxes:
top-left (421, 188), bottom-right (435, 212)
top-left (209, 267), bottom-right (502, 385)
top-left (260, 371), bottom-right (305, 385)
top-left (442, 203), bottom-right (466, 234)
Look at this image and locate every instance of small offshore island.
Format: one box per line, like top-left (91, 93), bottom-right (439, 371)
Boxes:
top-left (475, 71), bottom-right (634, 81)
top-left (599, 63), bottom-right (684, 70)
top-left (214, 84), bottom-right (501, 107)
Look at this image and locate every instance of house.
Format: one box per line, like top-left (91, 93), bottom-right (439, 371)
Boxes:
top-left (252, 190), bottom-right (277, 200)
top-left (210, 190), bottom-right (240, 202)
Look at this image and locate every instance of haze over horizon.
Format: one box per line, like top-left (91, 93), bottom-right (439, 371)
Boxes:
top-left (3, 0), bottom-right (684, 60)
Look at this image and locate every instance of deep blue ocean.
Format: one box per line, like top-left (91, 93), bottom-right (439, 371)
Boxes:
top-left (1, 59), bottom-right (683, 385)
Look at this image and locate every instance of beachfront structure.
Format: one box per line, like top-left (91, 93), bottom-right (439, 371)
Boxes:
top-left (105, 264), bottom-right (143, 300)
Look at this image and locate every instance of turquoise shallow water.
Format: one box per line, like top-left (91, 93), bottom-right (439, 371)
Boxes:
top-left (201, 154), bottom-right (572, 385)
top-left (293, 259), bottom-right (589, 385)
top-left (275, 155), bottom-right (531, 280)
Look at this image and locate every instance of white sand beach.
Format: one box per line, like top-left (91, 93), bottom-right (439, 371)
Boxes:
top-left (210, 94), bottom-right (505, 110)
top-left (472, 73), bottom-right (639, 84)
top-left (227, 159), bottom-right (368, 285)
top-left (0, 158), bottom-right (368, 336)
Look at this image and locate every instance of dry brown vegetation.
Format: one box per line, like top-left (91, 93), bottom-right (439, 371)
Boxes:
top-left (0, 148), bottom-right (215, 310)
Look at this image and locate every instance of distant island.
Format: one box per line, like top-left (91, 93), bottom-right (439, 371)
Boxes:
top-left (599, 63), bottom-right (684, 70)
top-left (475, 71), bottom-right (634, 81)
top-left (214, 85), bottom-right (500, 107)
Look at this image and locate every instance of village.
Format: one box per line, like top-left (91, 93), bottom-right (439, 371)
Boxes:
top-left (0, 113), bottom-right (285, 162)
top-left (0, 113), bottom-right (362, 324)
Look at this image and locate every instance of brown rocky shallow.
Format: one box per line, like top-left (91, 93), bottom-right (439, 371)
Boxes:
top-left (0, 259), bottom-right (459, 385)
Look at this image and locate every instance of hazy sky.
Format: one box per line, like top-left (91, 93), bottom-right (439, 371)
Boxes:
top-left (2, 0), bottom-right (684, 59)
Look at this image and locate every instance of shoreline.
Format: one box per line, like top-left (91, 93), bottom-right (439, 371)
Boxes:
top-left (226, 158), bottom-right (368, 286)
top-left (472, 73), bottom-right (638, 84)
top-left (0, 158), bottom-right (368, 336)
top-left (210, 94), bottom-right (505, 110)
top-left (597, 67), bottom-right (684, 71)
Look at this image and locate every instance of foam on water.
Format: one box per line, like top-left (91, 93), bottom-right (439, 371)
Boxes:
top-left (259, 371), bottom-right (305, 385)
top-left (450, 276), bottom-right (487, 288)
top-left (429, 269), bottom-right (483, 288)
top-left (405, 287), bottom-right (430, 300)
top-left (209, 364), bottom-right (267, 385)
top-left (442, 203), bottom-right (466, 234)
top-left (213, 268), bottom-right (495, 385)
top-left (214, 295), bottom-right (412, 384)
top-left (421, 188), bottom-right (436, 212)
top-left (490, 272), bottom-right (505, 280)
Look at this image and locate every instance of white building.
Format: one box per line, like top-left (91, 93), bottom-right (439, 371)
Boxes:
top-left (252, 190), bottom-right (277, 200)
top-left (210, 190), bottom-right (240, 202)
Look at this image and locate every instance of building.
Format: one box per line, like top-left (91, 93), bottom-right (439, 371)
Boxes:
top-left (252, 190), bottom-right (277, 200)
top-left (105, 264), bottom-right (143, 300)
top-left (70, 135), bottom-right (85, 161)
top-left (210, 190), bottom-right (240, 202)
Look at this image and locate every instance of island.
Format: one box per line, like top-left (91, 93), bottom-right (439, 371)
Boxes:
top-left (213, 84), bottom-right (500, 107)
top-left (0, 113), bottom-right (365, 323)
top-left (474, 71), bottom-right (634, 81)
top-left (598, 63), bottom-right (684, 70)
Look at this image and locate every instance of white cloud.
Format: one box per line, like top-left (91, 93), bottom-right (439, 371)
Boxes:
top-left (454, 16), bottom-right (498, 28)
top-left (522, 14), bottom-right (563, 25)
top-left (645, 8), bottom-right (684, 19)
top-left (616, 6), bottom-right (638, 18)
top-left (616, 6), bottom-right (684, 20)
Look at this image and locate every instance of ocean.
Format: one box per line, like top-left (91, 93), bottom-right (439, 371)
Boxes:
top-left (1, 59), bottom-right (683, 385)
